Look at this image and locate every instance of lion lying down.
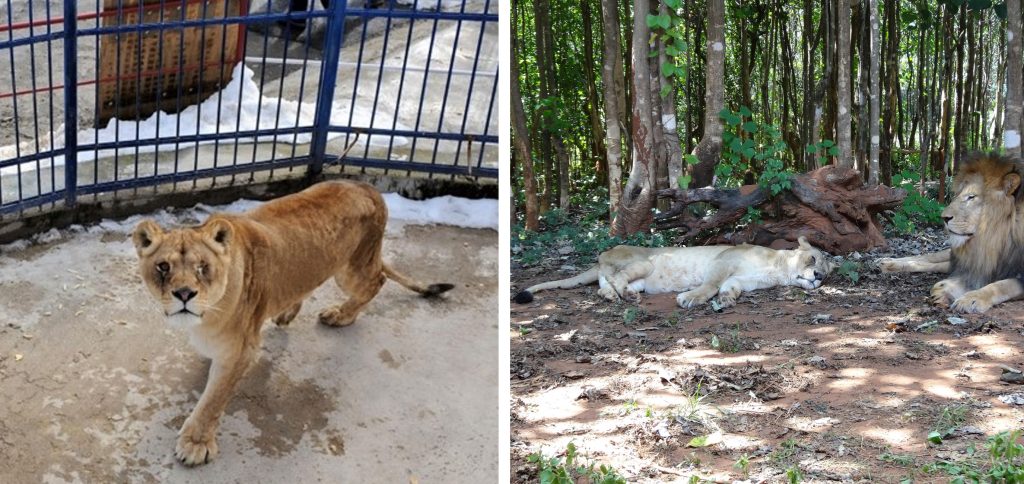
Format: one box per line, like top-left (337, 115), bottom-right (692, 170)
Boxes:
top-left (514, 236), bottom-right (833, 308)
top-left (132, 181), bottom-right (453, 466)
top-left (878, 153), bottom-right (1024, 313)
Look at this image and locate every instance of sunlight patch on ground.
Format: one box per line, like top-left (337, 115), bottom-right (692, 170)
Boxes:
top-left (667, 349), bottom-right (770, 366)
top-left (827, 367), bottom-right (875, 391)
top-left (862, 426), bottom-right (915, 447)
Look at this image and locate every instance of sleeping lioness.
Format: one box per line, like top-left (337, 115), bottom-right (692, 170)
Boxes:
top-left (514, 236), bottom-right (833, 308)
top-left (132, 181), bottom-right (453, 466)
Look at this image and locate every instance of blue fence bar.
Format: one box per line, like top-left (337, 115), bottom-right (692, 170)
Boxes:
top-left (0, 0), bottom-right (499, 217)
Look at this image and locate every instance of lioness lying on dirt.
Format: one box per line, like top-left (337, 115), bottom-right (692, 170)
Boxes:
top-left (132, 181), bottom-right (453, 466)
top-left (514, 236), bottom-right (833, 308)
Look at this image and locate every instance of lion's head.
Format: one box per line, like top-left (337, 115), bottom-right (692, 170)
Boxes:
top-left (945, 153), bottom-right (1024, 288)
top-left (790, 236), bottom-right (833, 290)
top-left (132, 217), bottom-right (235, 329)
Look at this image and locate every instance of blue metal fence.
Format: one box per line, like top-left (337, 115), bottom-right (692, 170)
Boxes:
top-left (0, 0), bottom-right (498, 216)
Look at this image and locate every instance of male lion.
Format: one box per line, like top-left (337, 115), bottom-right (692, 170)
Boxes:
top-left (878, 153), bottom-right (1024, 313)
top-left (514, 236), bottom-right (832, 308)
top-left (132, 181), bottom-right (453, 466)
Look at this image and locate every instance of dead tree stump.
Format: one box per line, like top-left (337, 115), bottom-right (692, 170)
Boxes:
top-left (654, 165), bottom-right (907, 254)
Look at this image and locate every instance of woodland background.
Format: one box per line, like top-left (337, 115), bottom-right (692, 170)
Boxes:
top-left (512, 0), bottom-right (1024, 247)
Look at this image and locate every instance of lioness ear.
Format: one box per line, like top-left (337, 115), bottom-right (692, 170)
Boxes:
top-left (1004, 172), bottom-right (1021, 197)
top-left (797, 236), bottom-right (811, 250)
top-left (202, 218), bottom-right (233, 253)
top-left (132, 220), bottom-right (163, 257)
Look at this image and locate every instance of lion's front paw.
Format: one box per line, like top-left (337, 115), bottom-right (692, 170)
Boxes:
top-left (624, 289), bottom-right (642, 304)
top-left (176, 423), bottom-right (218, 466)
top-left (951, 290), bottom-right (993, 314)
top-left (931, 279), bottom-right (959, 306)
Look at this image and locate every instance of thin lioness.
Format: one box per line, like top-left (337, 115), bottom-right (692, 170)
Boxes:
top-left (132, 181), bottom-right (453, 466)
top-left (878, 153), bottom-right (1024, 313)
top-left (514, 236), bottom-right (832, 308)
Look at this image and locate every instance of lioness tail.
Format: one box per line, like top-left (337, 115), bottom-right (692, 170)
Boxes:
top-left (513, 266), bottom-right (600, 304)
top-left (383, 264), bottom-right (454, 298)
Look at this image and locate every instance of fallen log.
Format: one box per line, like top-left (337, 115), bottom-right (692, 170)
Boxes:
top-left (654, 165), bottom-right (907, 254)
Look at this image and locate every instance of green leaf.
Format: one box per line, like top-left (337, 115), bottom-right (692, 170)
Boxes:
top-left (710, 335), bottom-right (721, 350)
top-left (684, 154), bottom-right (700, 165)
top-left (660, 83), bottom-right (672, 98)
top-left (661, 62), bottom-right (675, 78)
top-left (665, 0), bottom-right (681, 9)
top-left (665, 44), bottom-right (680, 56)
top-left (738, 105), bottom-right (753, 117)
top-left (656, 13), bottom-right (671, 29)
top-left (967, 0), bottom-right (991, 9)
top-left (741, 121), bottom-right (759, 133)
top-left (742, 147), bottom-right (756, 158)
top-left (645, 14), bottom-right (660, 28)
top-left (678, 174), bottom-right (692, 189)
top-left (675, 65), bottom-right (687, 78)
top-left (828, 146), bottom-right (840, 156)
top-left (928, 431), bottom-right (944, 444)
top-left (806, 144), bottom-right (818, 154)
top-left (688, 434), bottom-right (710, 447)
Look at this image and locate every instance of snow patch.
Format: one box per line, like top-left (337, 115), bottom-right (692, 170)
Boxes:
top-left (0, 64), bottom-right (410, 175)
top-left (0, 192), bottom-right (494, 253)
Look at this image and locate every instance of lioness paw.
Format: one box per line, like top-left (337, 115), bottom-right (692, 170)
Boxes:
top-left (951, 291), bottom-right (993, 314)
top-left (877, 258), bottom-right (897, 273)
top-left (318, 307), bottom-right (357, 327)
top-left (718, 293), bottom-right (737, 308)
top-left (175, 429), bottom-right (218, 466)
top-left (676, 292), bottom-right (706, 308)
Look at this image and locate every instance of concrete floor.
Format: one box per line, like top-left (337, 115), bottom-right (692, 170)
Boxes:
top-left (0, 215), bottom-right (498, 482)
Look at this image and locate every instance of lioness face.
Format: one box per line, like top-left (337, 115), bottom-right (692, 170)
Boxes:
top-left (132, 218), bottom-right (234, 329)
top-left (792, 236), bottom-right (832, 290)
top-left (943, 172), bottom-right (1020, 249)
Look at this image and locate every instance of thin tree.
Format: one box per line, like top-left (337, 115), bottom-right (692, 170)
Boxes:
top-left (869, 0), bottom-right (880, 184)
top-left (1006, 0), bottom-right (1022, 157)
top-left (600, 0), bottom-right (624, 219)
top-left (836, 0), bottom-right (854, 167)
top-left (612, 0), bottom-right (657, 236)
top-left (689, 0), bottom-right (725, 188)
top-left (512, 24), bottom-right (539, 231)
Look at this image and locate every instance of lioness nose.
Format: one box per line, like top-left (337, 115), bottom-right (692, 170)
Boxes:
top-left (814, 271), bottom-right (824, 279)
top-left (173, 287), bottom-right (197, 303)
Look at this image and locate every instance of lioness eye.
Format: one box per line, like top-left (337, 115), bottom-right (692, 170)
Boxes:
top-left (965, 194), bottom-right (976, 201)
top-left (197, 263), bottom-right (207, 275)
top-left (157, 262), bottom-right (170, 273)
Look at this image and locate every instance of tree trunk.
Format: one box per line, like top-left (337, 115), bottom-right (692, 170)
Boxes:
top-left (512, 25), bottom-right (539, 231)
top-left (600, 0), bottom-right (624, 220)
top-left (611, 0), bottom-right (657, 236)
top-left (869, 0), bottom-right (880, 185)
top-left (836, 0), bottom-right (854, 168)
top-left (1005, 0), bottom-right (1022, 157)
top-left (659, 2), bottom-right (684, 191)
top-left (533, 0), bottom-right (554, 211)
top-left (690, 0), bottom-right (726, 188)
top-left (581, 0), bottom-right (607, 186)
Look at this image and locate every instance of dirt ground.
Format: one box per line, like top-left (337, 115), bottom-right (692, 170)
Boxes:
top-left (0, 214), bottom-right (497, 482)
top-left (511, 243), bottom-right (1024, 483)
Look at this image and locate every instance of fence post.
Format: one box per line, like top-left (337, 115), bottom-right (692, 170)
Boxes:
top-left (308, 0), bottom-right (349, 176)
top-left (63, 0), bottom-right (77, 206)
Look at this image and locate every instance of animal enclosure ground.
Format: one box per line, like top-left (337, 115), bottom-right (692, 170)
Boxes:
top-left (511, 238), bottom-right (1024, 483)
top-left (0, 203), bottom-right (497, 482)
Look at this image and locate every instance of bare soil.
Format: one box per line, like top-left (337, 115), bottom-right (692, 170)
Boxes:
top-left (511, 252), bottom-right (1024, 483)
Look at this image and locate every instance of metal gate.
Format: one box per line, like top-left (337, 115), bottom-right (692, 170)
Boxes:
top-left (0, 0), bottom-right (498, 216)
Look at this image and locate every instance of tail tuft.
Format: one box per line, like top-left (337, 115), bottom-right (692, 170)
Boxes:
top-left (422, 283), bottom-right (455, 298)
top-left (513, 290), bottom-right (534, 304)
